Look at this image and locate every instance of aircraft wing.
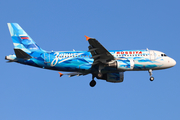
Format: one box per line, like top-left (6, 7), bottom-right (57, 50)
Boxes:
top-left (85, 36), bottom-right (115, 65)
top-left (58, 72), bottom-right (89, 77)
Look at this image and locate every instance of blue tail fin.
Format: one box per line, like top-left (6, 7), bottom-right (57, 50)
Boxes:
top-left (7, 23), bottom-right (44, 53)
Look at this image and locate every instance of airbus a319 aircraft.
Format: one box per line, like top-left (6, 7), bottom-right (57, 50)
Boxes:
top-left (5, 23), bottom-right (176, 87)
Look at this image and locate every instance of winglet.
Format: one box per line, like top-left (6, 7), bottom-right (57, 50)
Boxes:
top-left (58, 72), bottom-right (63, 77)
top-left (85, 35), bottom-right (90, 41)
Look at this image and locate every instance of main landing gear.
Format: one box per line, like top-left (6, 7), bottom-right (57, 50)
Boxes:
top-left (89, 65), bottom-right (104, 87)
top-left (98, 65), bottom-right (103, 78)
top-left (97, 73), bottom-right (103, 78)
top-left (90, 75), bottom-right (96, 87)
top-left (90, 80), bottom-right (96, 87)
top-left (148, 69), bottom-right (154, 81)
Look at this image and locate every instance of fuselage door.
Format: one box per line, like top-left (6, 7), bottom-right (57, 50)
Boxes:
top-left (44, 52), bottom-right (50, 63)
top-left (149, 50), bottom-right (155, 61)
top-left (129, 59), bottom-right (134, 69)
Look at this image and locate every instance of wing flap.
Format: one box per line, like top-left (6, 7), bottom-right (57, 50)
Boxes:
top-left (88, 48), bottom-right (99, 52)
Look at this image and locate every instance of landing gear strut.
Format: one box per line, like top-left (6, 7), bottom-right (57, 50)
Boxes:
top-left (148, 69), bottom-right (154, 81)
top-left (89, 65), bottom-right (104, 87)
top-left (89, 75), bottom-right (96, 87)
top-left (97, 73), bottom-right (103, 78)
top-left (98, 65), bottom-right (104, 78)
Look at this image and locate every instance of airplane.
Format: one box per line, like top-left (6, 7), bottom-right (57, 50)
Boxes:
top-left (5, 23), bottom-right (176, 87)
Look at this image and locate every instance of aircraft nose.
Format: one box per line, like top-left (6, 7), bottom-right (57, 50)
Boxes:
top-left (172, 58), bottom-right (176, 66)
top-left (168, 58), bottom-right (176, 67)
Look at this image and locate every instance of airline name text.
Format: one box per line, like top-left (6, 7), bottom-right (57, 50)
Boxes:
top-left (116, 51), bottom-right (142, 54)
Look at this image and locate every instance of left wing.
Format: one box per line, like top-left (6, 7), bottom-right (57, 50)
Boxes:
top-left (58, 72), bottom-right (89, 77)
top-left (85, 36), bottom-right (115, 65)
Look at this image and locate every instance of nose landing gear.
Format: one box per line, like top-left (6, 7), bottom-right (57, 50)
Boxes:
top-left (148, 69), bottom-right (154, 81)
top-left (150, 76), bottom-right (154, 81)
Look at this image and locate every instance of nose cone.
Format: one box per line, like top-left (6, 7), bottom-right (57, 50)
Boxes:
top-left (172, 59), bottom-right (176, 66)
top-left (169, 58), bottom-right (176, 67)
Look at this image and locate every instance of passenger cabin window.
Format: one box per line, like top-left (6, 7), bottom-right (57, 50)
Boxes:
top-left (161, 54), bottom-right (167, 57)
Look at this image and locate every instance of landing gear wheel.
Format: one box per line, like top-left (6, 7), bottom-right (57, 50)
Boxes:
top-left (97, 73), bottom-right (103, 78)
top-left (150, 77), bottom-right (154, 81)
top-left (90, 80), bottom-right (96, 87)
top-left (148, 69), bottom-right (154, 81)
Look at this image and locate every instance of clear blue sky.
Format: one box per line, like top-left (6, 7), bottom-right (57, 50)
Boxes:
top-left (1, 0), bottom-right (180, 120)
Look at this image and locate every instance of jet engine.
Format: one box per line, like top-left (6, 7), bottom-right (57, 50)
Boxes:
top-left (96, 72), bottom-right (124, 83)
top-left (108, 59), bottom-right (134, 70)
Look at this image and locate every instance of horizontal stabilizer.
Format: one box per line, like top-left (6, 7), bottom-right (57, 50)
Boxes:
top-left (58, 72), bottom-right (88, 77)
top-left (14, 49), bottom-right (32, 59)
top-left (6, 60), bottom-right (17, 63)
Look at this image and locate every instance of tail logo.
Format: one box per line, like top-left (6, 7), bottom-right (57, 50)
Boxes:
top-left (8, 23), bottom-right (43, 51)
top-left (20, 36), bottom-right (29, 39)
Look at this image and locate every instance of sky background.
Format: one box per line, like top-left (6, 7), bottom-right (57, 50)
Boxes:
top-left (0, 0), bottom-right (180, 120)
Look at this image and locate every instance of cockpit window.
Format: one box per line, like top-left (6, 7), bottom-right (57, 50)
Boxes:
top-left (161, 54), bottom-right (167, 57)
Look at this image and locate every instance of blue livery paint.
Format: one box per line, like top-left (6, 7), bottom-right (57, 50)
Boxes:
top-left (5, 23), bottom-right (176, 87)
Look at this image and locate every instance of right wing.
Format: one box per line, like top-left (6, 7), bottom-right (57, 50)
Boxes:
top-left (85, 36), bottom-right (115, 65)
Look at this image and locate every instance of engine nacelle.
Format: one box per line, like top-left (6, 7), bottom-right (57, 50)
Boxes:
top-left (96, 72), bottom-right (124, 83)
top-left (106, 72), bottom-right (124, 83)
top-left (108, 59), bottom-right (134, 70)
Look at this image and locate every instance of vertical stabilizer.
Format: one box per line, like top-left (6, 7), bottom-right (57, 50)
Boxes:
top-left (7, 23), bottom-right (44, 53)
